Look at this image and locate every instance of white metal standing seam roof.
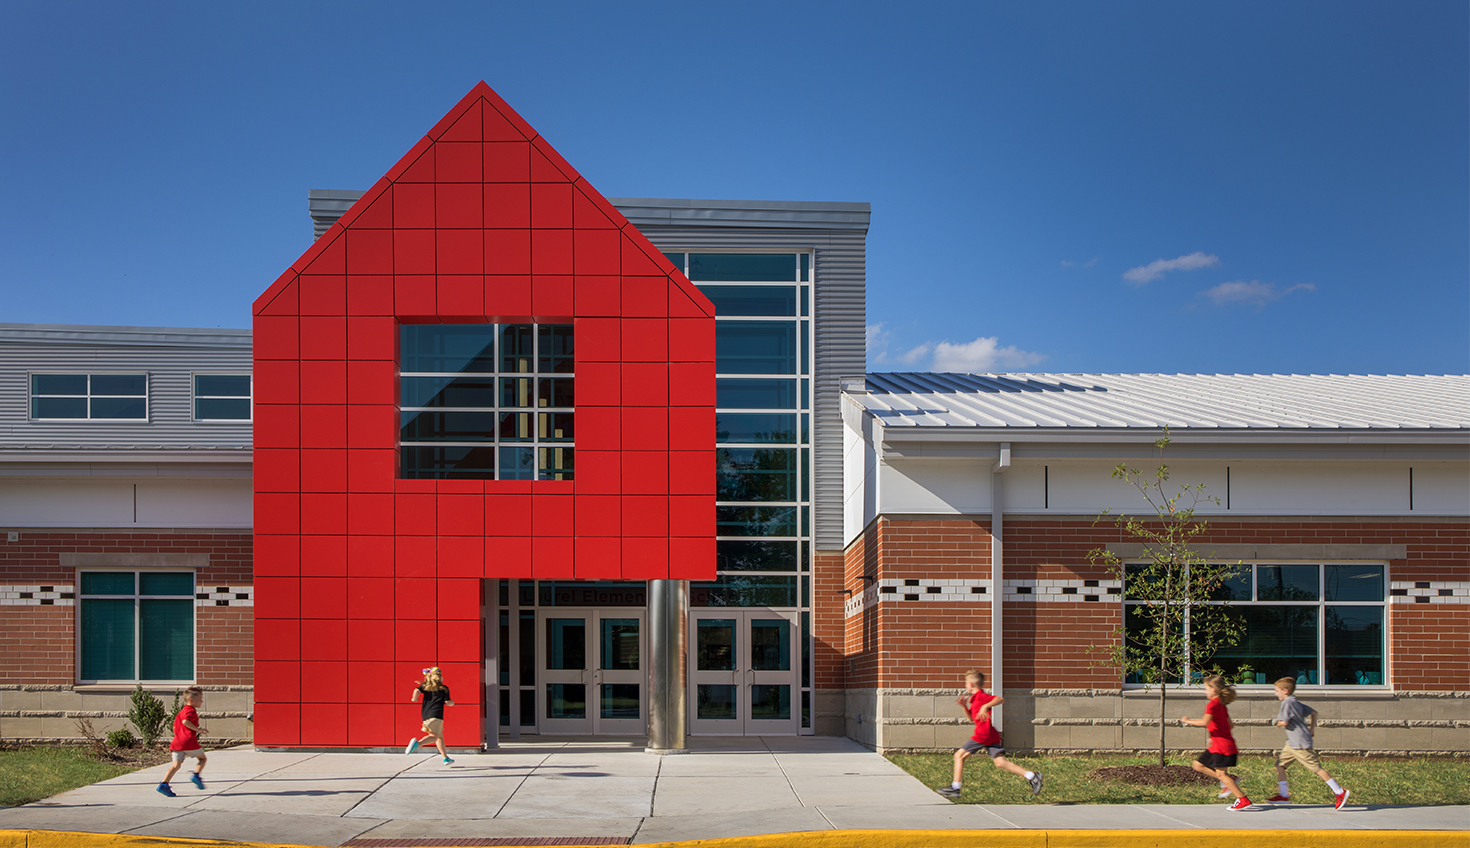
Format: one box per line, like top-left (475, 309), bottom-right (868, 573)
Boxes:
top-left (853, 373), bottom-right (1470, 432)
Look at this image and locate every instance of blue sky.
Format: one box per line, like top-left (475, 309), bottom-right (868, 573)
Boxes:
top-left (2, 2), bottom-right (1465, 375)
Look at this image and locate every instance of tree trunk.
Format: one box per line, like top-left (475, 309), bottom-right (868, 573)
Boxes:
top-left (1159, 579), bottom-right (1169, 767)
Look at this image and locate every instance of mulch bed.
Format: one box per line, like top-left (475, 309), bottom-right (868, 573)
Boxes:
top-left (1089, 764), bottom-right (1218, 787)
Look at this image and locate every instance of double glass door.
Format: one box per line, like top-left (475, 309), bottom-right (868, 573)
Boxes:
top-left (689, 610), bottom-right (800, 735)
top-left (538, 609), bottom-right (646, 734)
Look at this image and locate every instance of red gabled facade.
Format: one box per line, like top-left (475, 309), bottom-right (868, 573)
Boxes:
top-left (250, 82), bottom-right (716, 748)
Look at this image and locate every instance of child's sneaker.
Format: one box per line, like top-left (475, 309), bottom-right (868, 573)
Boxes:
top-left (1028, 772), bottom-right (1044, 796)
top-left (1227, 797), bottom-right (1253, 812)
top-left (190, 773), bottom-right (205, 790)
top-left (156, 782), bottom-right (176, 797)
top-left (1333, 789), bottom-right (1350, 810)
top-left (442, 756), bottom-right (454, 765)
top-left (1267, 794), bottom-right (1290, 803)
top-left (405, 738), bottom-right (419, 755)
top-left (937, 786), bottom-right (961, 798)
top-left (1218, 790), bottom-right (1233, 798)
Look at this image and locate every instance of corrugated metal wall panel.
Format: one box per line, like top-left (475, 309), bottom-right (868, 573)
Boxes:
top-left (633, 226), bottom-right (866, 552)
top-left (0, 342), bottom-right (253, 450)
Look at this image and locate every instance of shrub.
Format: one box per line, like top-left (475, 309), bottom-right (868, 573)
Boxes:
top-left (106, 728), bottom-right (137, 749)
top-left (127, 685), bottom-right (169, 747)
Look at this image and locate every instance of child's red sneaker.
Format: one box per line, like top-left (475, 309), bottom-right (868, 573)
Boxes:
top-left (1227, 797), bottom-right (1253, 811)
top-left (1267, 794), bottom-right (1290, 803)
top-left (1333, 789), bottom-right (1350, 810)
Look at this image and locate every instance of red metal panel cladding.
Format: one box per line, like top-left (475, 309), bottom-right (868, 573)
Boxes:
top-left (252, 82), bottom-right (715, 747)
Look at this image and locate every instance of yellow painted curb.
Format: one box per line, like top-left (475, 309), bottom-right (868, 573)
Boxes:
top-left (3, 830), bottom-right (1464, 848)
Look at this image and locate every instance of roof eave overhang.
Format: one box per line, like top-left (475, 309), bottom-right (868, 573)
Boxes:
top-left (873, 426), bottom-right (1470, 446)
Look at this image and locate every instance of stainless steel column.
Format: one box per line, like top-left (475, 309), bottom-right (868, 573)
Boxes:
top-left (646, 579), bottom-right (688, 752)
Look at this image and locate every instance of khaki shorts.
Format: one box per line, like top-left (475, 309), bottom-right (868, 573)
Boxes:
top-left (1276, 745), bottom-right (1322, 771)
top-left (421, 717), bottom-right (444, 737)
top-left (171, 748), bottom-right (204, 762)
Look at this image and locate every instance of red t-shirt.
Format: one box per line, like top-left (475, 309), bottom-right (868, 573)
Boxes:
top-left (968, 691), bottom-right (1001, 745)
top-left (1205, 697), bottom-right (1237, 755)
top-left (170, 704), bottom-right (200, 751)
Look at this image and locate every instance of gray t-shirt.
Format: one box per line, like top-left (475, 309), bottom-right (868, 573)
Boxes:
top-left (1276, 695), bottom-right (1315, 749)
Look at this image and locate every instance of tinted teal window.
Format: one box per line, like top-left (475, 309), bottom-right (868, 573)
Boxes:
top-left (1325, 606), bottom-right (1383, 684)
top-left (691, 576), bottom-right (798, 607)
top-left (696, 286), bottom-right (796, 316)
top-left (662, 252), bottom-right (685, 272)
top-left (91, 375), bottom-right (147, 395)
top-left (401, 376), bottom-right (497, 407)
top-left (538, 325), bottom-right (575, 374)
top-left (1325, 565), bottom-right (1384, 602)
top-left (716, 413), bottom-right (797, 443)
top-left (501, 324), bottom-right (534, 373)
top-left (401, 325), bottom-right (496, 373)
top-left (716, 379), bottom-right (796, 409)
top-left (800, 322), bottom-right (809, 375)
top-left (81, 572), bottom-right (134, 595)
top-left (716, 506), bottom-right (797, 537)
top-left (538, 446), bottom-right (574, 481)
top-left (80, 599), bottom-right (134, 680)
top-left (401, 445), bottom-right (497, 478)
top-left (140, 572), bottom-right (193, 596)
top-left (500, 446), bottom-right (536, 480)
top-left (799, 253), bottom-right (809, 282)
top-left (195, 375), bottom-right (250, 397)
top-left (1259, 565), bottom-right (1320, 601)
top-left (91, 397), bottom-right (146, 419)
top-left (717, 448), bottom-right (796, 502)
top-left (1213, 606), bottom-right (1319, 685)
top-left (33, 397), bottom-right (86, 418)
top-left (717, 540), bottom-right (799, 571)
top-left (1209, 566), bottom-right (1252, 601)
top-left (139, 599), bottom-right (193, 680)
top-left (688, 254), bottom-right (796, 282)
top-left (401, 411), bottom-right (499, 442)
top-left (195, 398), bottom-right (250, 420)
top-left (716, 323), bottom-right (796, 374)
top-left (32, 374), bottom-right (87, 395)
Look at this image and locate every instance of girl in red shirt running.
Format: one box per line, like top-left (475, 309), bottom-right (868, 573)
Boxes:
top-left (1181, 674), bottom-right (1252, 811)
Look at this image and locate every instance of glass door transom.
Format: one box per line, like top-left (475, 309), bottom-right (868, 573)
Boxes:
top-left (688, 610), bottom-right (800, 735)
top-left (538, 609), bottom-right (646, 734)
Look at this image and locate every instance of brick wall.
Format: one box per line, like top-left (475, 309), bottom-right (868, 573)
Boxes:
top-left (0, 529), bottom-right (254, 685)
top-left (842, 516), bottom-right (1469, 693)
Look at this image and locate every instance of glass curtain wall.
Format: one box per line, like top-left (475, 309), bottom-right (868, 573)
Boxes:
top-left (666, 252), bottom-right (814, 730)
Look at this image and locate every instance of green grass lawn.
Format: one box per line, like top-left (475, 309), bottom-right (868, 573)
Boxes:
top-left (0, 746), bottom-right (161, 807)
top-left (887, 752), bottom-right (1470, 806)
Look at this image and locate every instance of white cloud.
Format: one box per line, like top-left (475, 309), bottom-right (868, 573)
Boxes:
top-left (931, 337), bottom-right (1046, 372)
top-left (897, 343), bottom-right (931, 366)
top-left (1122, 251), bottom-right (1220, 286)
top-left (866, 323), bottom-right (892, 364)
top-left (1200, 280), bottom-right (1316, 307)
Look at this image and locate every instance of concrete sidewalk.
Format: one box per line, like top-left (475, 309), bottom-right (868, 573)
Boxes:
top-left (0, 737), bottom-right (1463, 845)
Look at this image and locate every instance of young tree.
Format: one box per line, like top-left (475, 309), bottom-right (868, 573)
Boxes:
top-left (1089, 430), bottom-right (1249, 767)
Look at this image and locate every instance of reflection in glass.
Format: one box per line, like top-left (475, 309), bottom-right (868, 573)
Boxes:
top-left (691, 576), bottom-right (798, 608)
top-left (1325, 565), bottom-right (1384, 602)
top-left (195, 375), bottom-right (251, 397)
top-left (538, 446), bottom-right (574, 481)
top-left (601, 618), bottom-right (640, 670)
top-left (1325, 606), bottom-right (1383, 684)
top-left (1258, 565), bottom-right (1320, 601)
top-left (401, 411), bottom-right (499, 442)
top-left (717, 448), bottom-right (796, 502)
top-left (716, 540), bottom-right (799, 571)
top-left (697, 619), bottom-right (736, 670)
top-left (500, 446), bottom-right (535, 480)
top-left (500, 324), bottom-right (534, 373)
top-left (1209, 565), bottom-right (1253, 601)
top-left (500, 377), bottom-right (534, 408)
top-left (538, 377), bottom-right (574, 408)
top-left (80, 598), bottom-right (134, 680)
top-left (91, 375), bottom-right (148, 395)
top-left (90, 397), bottom-right (146, 419)
top-left (32, 374), bottom-right (87, 395)
top-left (1214, 606), bottom-right (1319, 684)
top-left (716, 323), bottom-right (796, 374)
top-left (546, 683), bottom-right (586, 719)
top-left (546, 618), bottom-right (586, 670)
top-left (400, 325), bottom-right (496, 373)
top-left (716, 379), bottom-right (796, 409)
top-left (696, 285), bottom-right (797, 316)
top-left (751, 619), bottom-right (791, 670)
top-left (689, 254), bottom-right (795, 282)
top-left (716, 506), bottom-right (797, 537)
top-left (716, 413), bottom-right (797, 444)
top-left (751, 684), bottom-right (791, 720)
top-left (400, 445), bottom-right (497, 479)
top-left (401, 376), bottom-right (497, 408)
top-left (697, 684), bottom-right (738, 719)
top-left (139, 573), bottom-right (193, 596)
top-left (538, 325), bottom-right (575, 373)
top-left (601, 683), bottom-right (640, 719)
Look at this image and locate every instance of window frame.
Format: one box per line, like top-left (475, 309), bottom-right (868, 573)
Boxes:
top-left (398, 322), bottom-right (575, 482)
top-left (75, 568), bottom-right (197, 685)
top-left (191, 372), bottom-right (253, 423)
top-left (29, 372), bottom-right (150, 423)
top-left (1120, 559), bottom-right (1390, 691)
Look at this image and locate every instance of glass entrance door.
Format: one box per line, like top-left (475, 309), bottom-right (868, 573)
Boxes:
top-left (688, 610), bottom-right (800, 735)
top-left (537, 608), bottom-right (646, 734)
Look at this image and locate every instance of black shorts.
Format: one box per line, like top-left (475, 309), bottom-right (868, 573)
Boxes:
top-left (1196, 751), bottom-right (1237, 770)
top-left (961, 740), bottom-right (1005, 758)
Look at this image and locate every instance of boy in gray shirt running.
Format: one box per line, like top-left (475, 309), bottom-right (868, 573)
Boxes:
top-left (1269, 677), bottom-right (1350, 810)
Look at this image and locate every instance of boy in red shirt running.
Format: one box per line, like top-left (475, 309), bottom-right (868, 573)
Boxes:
top-left (938, 670), bottom-right (1042, 799)
top-left (157, 687), bottom-right (207, 797)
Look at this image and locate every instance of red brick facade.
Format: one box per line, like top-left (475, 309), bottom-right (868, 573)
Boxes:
top-left (0, 530), bottom-right (253, 685)
top-left (842, 516), bottom-right (1470, 692)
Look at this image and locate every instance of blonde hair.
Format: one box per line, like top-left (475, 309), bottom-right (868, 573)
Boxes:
top-left (419, 667), bottom-right (446, 692)
top-left (1203, 674), bottom-right (1237, 705)
top-left (1274, 677), bottom-right (1297, 694)
top-left (183, 686), bottom-right (203, 699)
top-left (964, 669), bottom-right (984, 686)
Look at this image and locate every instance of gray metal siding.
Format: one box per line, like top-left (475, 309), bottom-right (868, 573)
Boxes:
top-left (0, 341), bottom-right (253, 452)
top-left (632, 226), bottom-right (866, 552)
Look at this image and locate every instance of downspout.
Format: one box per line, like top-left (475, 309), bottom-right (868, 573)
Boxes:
top-left (990, 443), bottom-right (1010, 729)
